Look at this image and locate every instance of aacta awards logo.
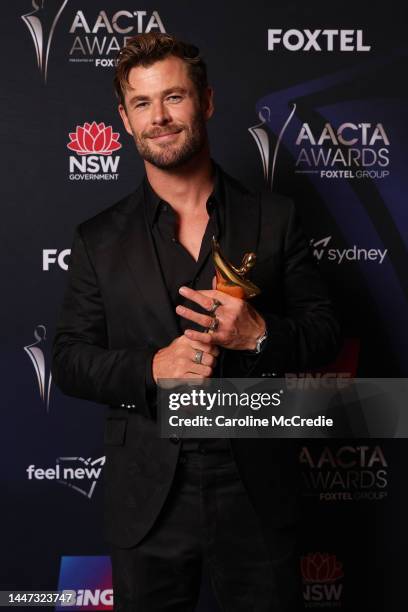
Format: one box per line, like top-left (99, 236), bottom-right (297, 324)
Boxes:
top-left (68, 9), bottom-right (166, 68)
top-left (302, 552), bottom-right (344, 607)
top-left (22, 0), bottom-right (69, 83)
top-left (67, 122), bottom-right (122, 181)
top-left (249, 109), bottom-right (390, 186)
top-left (300, 445), bottom-right (388, 502)
top-left (294, 121), bottom-right (390, 180)
top-left (23, 324), bottom-right (53, 412)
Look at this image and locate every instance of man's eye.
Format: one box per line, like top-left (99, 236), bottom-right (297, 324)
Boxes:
top-left (135, 101), bottom-right (148, 109)
top-left (167, 95), bottom-right (182, 102)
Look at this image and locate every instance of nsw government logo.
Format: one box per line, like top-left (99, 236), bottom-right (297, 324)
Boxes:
top-left (302, 552), bottom-right (344, 608)
top-left (67, 122), bottom-right (122, 181)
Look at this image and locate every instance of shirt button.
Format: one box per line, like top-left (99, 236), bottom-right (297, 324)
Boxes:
top-left (172, 237), bottom-right (178, 243)
top-left (170, 434), bottom-right (180, 444)
top-left (162, 204), bottom-right (168, 212)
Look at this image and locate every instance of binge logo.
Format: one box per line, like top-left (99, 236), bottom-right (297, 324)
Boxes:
top-left (67, 122), bottom-right (122, 181)
top-left (57, 556), bottom-right (113, 610)
top-left (285, 338), bottom-right (360, 388)
top-left (301, 552), bottom-right (344, 607)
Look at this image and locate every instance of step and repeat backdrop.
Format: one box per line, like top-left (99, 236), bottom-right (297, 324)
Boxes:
top-left (1, 1), bottom-right (407, 610)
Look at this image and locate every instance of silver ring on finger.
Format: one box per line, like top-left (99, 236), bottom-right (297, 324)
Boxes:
top-left (193, 349), bottom-right (204, 364)
top-left (206, 316), bottom-right (219, 333)
top-left (209, 298), bottom-right (222, 314)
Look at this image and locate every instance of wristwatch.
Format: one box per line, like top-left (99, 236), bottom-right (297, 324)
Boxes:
top-left (253, 329), bottom-right (268, 354)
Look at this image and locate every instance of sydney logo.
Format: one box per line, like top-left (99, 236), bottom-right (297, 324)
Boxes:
top-left (311, 236), bottom-right (388, 265)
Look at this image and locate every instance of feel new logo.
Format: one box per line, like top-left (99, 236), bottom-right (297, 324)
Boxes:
top-left (26, 456), bottom-right (105, 499)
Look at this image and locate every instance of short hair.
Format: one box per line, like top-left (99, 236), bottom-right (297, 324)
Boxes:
top-left (114, 33), bottom-right (208, 107)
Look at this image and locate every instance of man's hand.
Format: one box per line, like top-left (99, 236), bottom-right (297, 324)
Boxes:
top-left (152, 334), bottom-right (220, 383)
top-left (176, 285), bottom-right (266, 351)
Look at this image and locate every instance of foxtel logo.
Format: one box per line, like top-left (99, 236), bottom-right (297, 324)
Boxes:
top-left (268, 29), bottom-right (370, 52)
top-left (311, 236), bottom-right (387, 264)
top-left (26, 456), bottom-right (105, 499)
top-left (43, 249), bottom-right (70, 270)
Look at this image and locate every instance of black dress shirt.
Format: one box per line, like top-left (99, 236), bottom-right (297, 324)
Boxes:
top-left (143, 169), bottom-right (223, 340)
top-left (144, 164), bottom-right (266, 452)
top-left (144, 164), bottom-right (259, 451)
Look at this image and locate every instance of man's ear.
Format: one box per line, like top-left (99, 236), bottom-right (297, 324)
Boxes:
top-left (118, 104), bottom-right (133, 136)
top-left (202, 86), bottom-right (214, 121)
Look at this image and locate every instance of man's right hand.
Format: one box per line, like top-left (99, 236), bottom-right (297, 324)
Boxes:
top-left (152, 335), bottom-right (219, 382)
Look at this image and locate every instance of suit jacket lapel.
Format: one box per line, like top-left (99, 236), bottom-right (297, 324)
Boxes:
top-left (118, 185), bottom-right (180, 345)
top-left (220, 169), bottom-right (261, 276)
top-left (215, 168), bottom-right (261, 377)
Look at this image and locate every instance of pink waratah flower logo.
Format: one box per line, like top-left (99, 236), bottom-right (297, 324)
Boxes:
top-left (301, 552), bottom-right (344, 583)
top-left (67, 122), bottom-right (122, 155)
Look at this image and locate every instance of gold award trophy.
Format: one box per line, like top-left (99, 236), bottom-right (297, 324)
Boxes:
top-left (212, 237), bottom-right (261, 299)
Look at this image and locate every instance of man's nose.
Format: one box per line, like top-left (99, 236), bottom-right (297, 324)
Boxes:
top-left (151, 100), bottom-right (171, 125)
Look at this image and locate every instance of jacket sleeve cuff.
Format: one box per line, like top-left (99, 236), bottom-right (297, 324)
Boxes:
top-left (145, 349), bottom-right (158, 407)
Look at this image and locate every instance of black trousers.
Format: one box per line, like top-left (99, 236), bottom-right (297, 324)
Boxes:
top-left (111, 446), bottom-right (303, 611)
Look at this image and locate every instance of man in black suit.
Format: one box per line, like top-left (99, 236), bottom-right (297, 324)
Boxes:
top-left (52, 33), bottom-right (339, 611)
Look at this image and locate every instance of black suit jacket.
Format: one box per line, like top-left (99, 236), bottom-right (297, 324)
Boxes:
top-left (52, 166), bottom-right (340, 548)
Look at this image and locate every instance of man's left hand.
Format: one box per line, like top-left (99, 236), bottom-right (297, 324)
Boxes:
top-left (176, 285), bottom-right (266, 351)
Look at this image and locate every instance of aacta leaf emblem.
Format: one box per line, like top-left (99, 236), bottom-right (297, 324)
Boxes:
top-left (67, 122), bottom-right (122, 155)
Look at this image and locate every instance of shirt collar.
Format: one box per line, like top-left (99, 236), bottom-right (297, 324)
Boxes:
top-left (143, 160), bottom-right (224, 229)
